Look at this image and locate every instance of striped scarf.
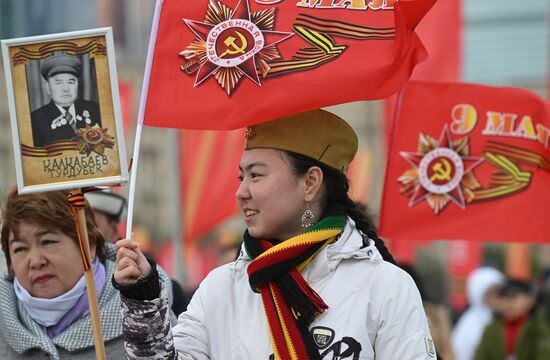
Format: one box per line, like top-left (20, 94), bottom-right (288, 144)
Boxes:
top-left (245, 214), bottom-right (347, 360)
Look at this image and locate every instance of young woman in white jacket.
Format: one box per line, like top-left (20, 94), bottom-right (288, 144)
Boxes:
top-left (113, 109), bottom-right (436, 360)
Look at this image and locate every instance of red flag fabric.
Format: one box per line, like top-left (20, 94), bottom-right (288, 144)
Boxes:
top-left (180, 129), bottom-right (243, 244)
top-left (447, 240), bottom-right (482, 309)
top-left (408, 0), bottom-right (461, 81)
top-left (142, 0), bottom-right (434, 129)
top-left (379, 81), bottom-right (550, 243)
top-left (381, 0), bottom-right (461, 262)
top-left (118, 81), bottom-right (134, 137)
top-left (384, 0), bottom-right (462, 147)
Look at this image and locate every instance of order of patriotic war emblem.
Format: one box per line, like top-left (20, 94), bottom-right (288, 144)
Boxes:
top-left (182, 0), bottom-right (293, 95)
top-left (399, 125), bottom-right (484, 214)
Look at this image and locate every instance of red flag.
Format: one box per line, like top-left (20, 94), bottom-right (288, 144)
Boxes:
top-left (118, 81), bottom-right (134, 137)
top-left (448, 240), bottom-right (481, 309)
top-left (381, 0), bottom-right (461, 261)
top-left (142, 0), bottom-right (434, 129)
top-left (506, 243), bottom-right (531, 280)
top-left (180, 129), bottom-right (243, 244)
top-left (385, 0), bottom-right (462, 146)
top-left (379, 81), bottom-right (550, 244)
top-left (408, 0), bottom-right (461, 81)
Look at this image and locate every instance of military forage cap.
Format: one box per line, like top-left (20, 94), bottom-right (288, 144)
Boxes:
top-left (245, 109), bottom-right (358, 172)
top-left (40, 54), bottom-right (82, 79)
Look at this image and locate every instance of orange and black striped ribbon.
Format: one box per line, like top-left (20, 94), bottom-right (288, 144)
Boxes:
top-left (264, 14), bottom-right (392, 77)
top-left (295, 13), bottom-right (395, 40)
top-left (21, 141), bottom-right (80, 157)
top-left (472, 152), bottom-right (532, 201)
top-left (12, 40), bottom-right (106, 65)
top-left (67, 191), bottom-right (91, 272)
top-left (65, 186), bottom-right (119, 271)
top-left (469, 141), bottom-right (549, 201)
top-left (484, 140), bottom-right (550, 172)
top-left (265, 26), bottom-right (346, 77)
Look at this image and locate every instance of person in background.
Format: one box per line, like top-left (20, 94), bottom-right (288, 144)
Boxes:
top-left (113, 109), bottom-right (436, 359)
top-left (452, 266), bottom-right (505, 360)
top-left (537, 267), bottom-right (550, 325)
top-left (400, 263), bottom-right (455, 360)
top-left (86, 190), bottom-right (189, 316)
top-left (474, 278), bottom-right (550, 360)
top-left (85, 191), bottom-right (126, 244)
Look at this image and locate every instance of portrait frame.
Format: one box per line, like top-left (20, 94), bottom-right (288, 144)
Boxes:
top-left (1, 27), bottom-right (128, 194)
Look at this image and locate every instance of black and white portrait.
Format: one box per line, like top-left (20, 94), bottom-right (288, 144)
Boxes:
top-left (1, 28), bottom-right (128, 194)
top-left (27, 53), bottom-right (102, 147)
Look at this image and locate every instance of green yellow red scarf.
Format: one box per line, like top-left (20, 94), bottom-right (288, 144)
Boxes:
top-left (245, 214), bottom-right (347, 360)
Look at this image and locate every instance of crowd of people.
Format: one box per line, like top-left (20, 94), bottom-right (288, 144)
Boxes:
top-left (0, 108), bottom-right (550, 359)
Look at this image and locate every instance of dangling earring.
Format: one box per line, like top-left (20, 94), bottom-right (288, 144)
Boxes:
top-left (301, 203), bottom-right (315, 228)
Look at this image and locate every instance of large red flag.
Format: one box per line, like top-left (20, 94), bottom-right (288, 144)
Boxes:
top-left (142, 0), bottom-right (435, 129)
top-left (180, 129), bottom-right (243, 244)
top-left (379, 81), bottom-right (550, 244)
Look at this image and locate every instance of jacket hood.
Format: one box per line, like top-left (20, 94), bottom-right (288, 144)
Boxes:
top-left (467, 267), bottom-right (505, 307)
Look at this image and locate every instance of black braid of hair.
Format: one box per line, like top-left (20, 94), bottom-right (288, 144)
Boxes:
top-left (283, 151), bottom-right (396, 264)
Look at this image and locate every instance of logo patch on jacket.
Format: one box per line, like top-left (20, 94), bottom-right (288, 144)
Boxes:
top-left (425, 337), bottom-right (435, 357)
top-left (311, 326), bottom-right (335, 349)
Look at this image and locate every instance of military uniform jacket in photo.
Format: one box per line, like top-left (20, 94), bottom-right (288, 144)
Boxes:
top-left (121, 219), bottom-right (437, 360)
top-left (30, 99), bottom-right (101, 147)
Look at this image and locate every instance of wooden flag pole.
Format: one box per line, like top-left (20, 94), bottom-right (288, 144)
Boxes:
top-left (68, 190), bottom-right (106, 360)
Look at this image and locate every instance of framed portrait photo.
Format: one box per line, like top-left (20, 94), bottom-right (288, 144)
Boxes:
top-left (1, 27), bottom-right (128, 194)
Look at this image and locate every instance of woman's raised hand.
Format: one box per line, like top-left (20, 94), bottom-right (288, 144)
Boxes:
top-left (114, 238), bottom-right (152, 286)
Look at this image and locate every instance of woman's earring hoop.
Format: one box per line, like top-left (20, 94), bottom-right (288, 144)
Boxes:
top-left (301, 204), bottom-right (315, 228)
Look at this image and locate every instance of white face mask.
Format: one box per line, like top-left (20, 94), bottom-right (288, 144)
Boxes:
top-left (14, 275), bottom-right (86, 327)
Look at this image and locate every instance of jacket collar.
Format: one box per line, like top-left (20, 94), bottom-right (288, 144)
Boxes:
top-left (235, 217), bottom-right (382, 282)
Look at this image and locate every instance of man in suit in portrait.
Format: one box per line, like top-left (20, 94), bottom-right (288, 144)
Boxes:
top-left (30, 54), bottom-right (102, 147)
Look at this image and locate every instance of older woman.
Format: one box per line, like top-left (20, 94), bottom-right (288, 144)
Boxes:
top-left (0, 189), bottom-right (171, 359)
top-left (114, 109), bottom-right (435, 359)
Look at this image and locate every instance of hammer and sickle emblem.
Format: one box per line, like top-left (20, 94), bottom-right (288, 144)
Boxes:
top-left (429, 158), bottom-right (452, 182)
top-left (219, 31), bottom-right (248, 58)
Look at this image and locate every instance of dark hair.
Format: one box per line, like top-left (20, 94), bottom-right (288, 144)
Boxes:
top-left (398, 263), bottom-right (425, 299)
top-left (283, 151), bottom-right (396, 264)
top-left (500, 278), bottom-right (536, 297)
top-left (1, 187), bottom-right (106, 276)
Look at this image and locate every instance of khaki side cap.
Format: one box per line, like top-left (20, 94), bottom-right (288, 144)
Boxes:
top-left (245, 109), bottom-right (358, 172)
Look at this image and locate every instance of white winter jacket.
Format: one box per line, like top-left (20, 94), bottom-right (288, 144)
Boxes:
top-left (451, 267), bottom-right (505, 360)
top-left (121, 219), bottom-right (436, 359)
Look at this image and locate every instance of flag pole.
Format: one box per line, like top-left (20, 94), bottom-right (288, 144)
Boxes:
top-left (168, 130), bottom-right (186, 283)
top-left (126, 0), bottom-right (163, 239)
